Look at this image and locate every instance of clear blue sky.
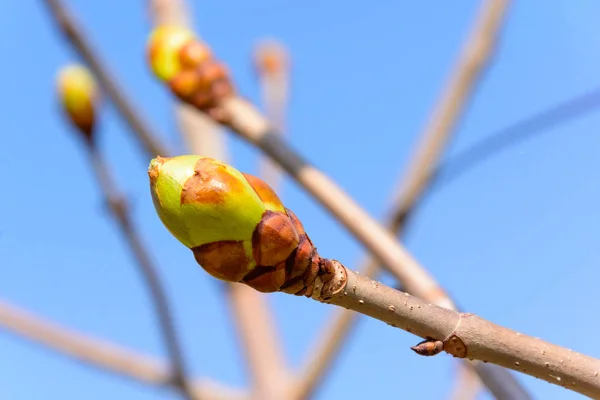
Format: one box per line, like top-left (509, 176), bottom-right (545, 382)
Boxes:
top-left (1, 1), bottom-right (600, 399)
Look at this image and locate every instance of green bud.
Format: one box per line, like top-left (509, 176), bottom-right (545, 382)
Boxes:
top-left (149, 155), bottom-right (301, 284)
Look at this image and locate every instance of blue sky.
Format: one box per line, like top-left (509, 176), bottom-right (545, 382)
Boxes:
top-left (1, 1), bottom-right (600, 399)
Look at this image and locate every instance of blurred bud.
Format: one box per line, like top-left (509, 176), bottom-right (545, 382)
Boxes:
top-left (56, 64), bottom-right (98, 141)
top-left (254, 40), bottom-right (289, 76)
top-left (147, 25), bottom-right (195, 82)
top-left (179, 40), bottom-right (212, 69)
top-left (148, 155), bottom-right (319, 293)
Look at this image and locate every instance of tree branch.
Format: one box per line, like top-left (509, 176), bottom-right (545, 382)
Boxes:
top-left (318, 267), bottom-right (600, 399)
top-left (0, 299), bottom-right (247, 400)
top-left (85, 144), bottom-right (197, 399)
top-left (290, 1), bottom-right (525, 399)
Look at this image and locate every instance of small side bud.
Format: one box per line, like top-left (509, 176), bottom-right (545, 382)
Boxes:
top-left (147, 26), bottom-right (195, 82)
top-left (56, 64), bottom-right (98, 142)
top-left (411, 339), bottom-right (444, 356)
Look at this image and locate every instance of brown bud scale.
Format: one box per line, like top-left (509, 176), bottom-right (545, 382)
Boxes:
top-left (192, 240), bottom-right (251, 282)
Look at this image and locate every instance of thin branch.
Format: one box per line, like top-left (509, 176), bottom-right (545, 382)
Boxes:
top-left (318, 267), bottom-right (600, 399)
top-left (86, 145), bottom-right (197, 400)
top-left (225, 284), bottom-right (290, 400)
top-left (291, 1), bottom-right (521, 399)
top-left (0, 299), bottom-right (247, 400)
top-left (431, 84), bottom-right (600, 193)
top-left (254, 40), bottom-right (291, 193)
top-left (148, 0), bottom-right (229, 162)
top-left (43, 0), bottom-right (169, 158)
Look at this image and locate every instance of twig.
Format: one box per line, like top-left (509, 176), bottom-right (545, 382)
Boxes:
top-left (148, 0), bottom-right (228, 161)
top-left (254, 40), bottom-right (290, 193)
top-left (319, 267), bottom-right (600, 399)
top-left (43, 0), bottom-right (169, 158)
top-left (0, 299), bottom-right (247, 400)
top-left (290, 1), bottom-right (522, 399)
top-left (86, 145), bottom-right (197, 400)
top-left (431, 84), bottom-right (600, 192)
top-left (225, 284), bottom-right (290, 400)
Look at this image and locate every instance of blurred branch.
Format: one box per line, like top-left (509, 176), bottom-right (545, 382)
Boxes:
top-left (225, 284), bottom-right (290, 400)
top-left (290, 1), bottom-right (522, 399)
top-left (448, 364), bottom-right (482, 400)
top-left (254, 40), bottom-right (291, 193)
top-left (43, 0), bottom-right (170, 158)
top-left (85, 144), bottom-right (197, 399)
top-left (146, 3), bottom-right (291, 398)
top-left (431, 84), bottom-right (600, 192)
top-left (148, 0), bottom-right (228, 161)
top-left (0, 299), bottom-right (247, 400)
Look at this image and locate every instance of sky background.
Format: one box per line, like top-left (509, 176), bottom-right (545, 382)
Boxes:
top-left (1, 1), bottom-right (600, 399)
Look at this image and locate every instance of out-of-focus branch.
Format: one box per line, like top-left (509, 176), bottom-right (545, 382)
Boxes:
top-left (86, 144), bottom-right (198, 399)
top-left (431, 84), bottom-right (600, 192)
top-left (148, 0), bottom-right (228, 161)
top-left (225, 284), bottom-right (290, 400)
top-left (290, 1), bottom-right (521, 399)
top-left (448, 364), bottom-right (482, 400)
top-left (0, 300), bottom-right (247, 400)
top-left (43, 0), bottom-right (169, 159)
top-left (147, 3), bottom-right (290, 398)
top-left (55, 63), bottom-right (202, 398)
top-left (253, 40), bottom-right (291, 193)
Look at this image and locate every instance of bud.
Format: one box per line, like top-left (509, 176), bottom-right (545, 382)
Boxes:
top-left (254, 40), bottom-right (289, 76)
top-left (148, 155), bottom-right (301, 286)
top-left (147, 26), bottom-right (195, 82)
top-left (56, 64), bottom-right (98, 141)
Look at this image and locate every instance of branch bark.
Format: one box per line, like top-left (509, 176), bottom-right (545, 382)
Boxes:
top-left (0, 299), bottom-right (247, 400)
top-left (304, 264), bottom-right (600, 398)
